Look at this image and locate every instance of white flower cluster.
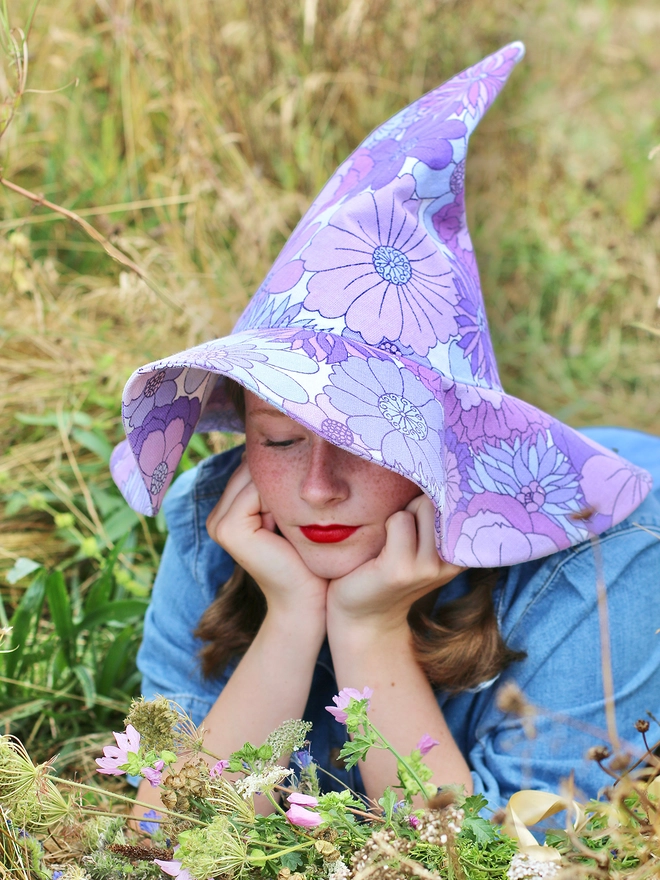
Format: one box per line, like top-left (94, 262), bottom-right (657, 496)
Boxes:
top-left (327, 858), bottom-right (350, 879)
top-left (507, 853), bottom-right (561, 880)
top-left (235, 766), bottom-right (292, 799)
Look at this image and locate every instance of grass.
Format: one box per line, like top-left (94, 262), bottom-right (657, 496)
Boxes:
top-left (0, 0), bottom-right (658, 759)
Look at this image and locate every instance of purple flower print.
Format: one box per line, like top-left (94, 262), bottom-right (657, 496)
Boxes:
top-left (321, 418), bottom-right (354, 447)
top-left (138, 416), bottom-right (187, 497)
top-left (432, 198), bottom-right (464, 250)
top-left (452, 510), bottom-right (560, 567)
top-left (360, 115), bottom-right (467, 192)
top-left (325, 357), bottom-right (444, 503)
top-left (581, 453), bottom-right (653, 521)
top-left (122, 369), bottom-right (181, 430)
top-left (429, 43), bottom-right (525, 119)
top-left (453, 273), bottom-right (499, 385)
top-left (109, 439), bottom-right (152, 515)
top-left (174, 334), bottom-right (319, 404)
top-left (467, 431), bottom-right (586, 540)
top-left (303, 175), bottom-right (458, 357)
top-left (233, 291), bottom-right (303, 334)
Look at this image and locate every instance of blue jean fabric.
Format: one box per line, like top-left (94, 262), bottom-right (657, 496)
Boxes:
top-left (137, 428), bottom-right (660, 809)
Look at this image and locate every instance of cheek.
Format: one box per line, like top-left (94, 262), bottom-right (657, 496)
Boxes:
top-left (356, 465), bottom-right (422, 520)
top-left (245, 441), bottom-right (296, 516)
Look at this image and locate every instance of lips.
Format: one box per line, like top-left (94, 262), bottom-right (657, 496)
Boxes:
top-left (299, 524), bottom-right (359, 544)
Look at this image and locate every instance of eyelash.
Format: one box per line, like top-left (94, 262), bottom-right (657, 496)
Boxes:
top-left (263, 439), bottom-right (296, 448)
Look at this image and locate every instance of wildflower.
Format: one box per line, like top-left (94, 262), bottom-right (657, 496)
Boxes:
top-left (288, 792), bottom-right (318, 807)
top-left (210, 759), bottom-right (230, 778)
top-left (0, 737), bottom-right (72, 830)
top-left (95, 724), bottom-right (141, 776)
top-left (409, 815), bottom-right (420, 829)
top-left (325, 687), bottom-right (373, 724)
top-left (635, 719), bottom-right (650, 733)
top-left (265, 719), bottom-right (313, 762)
top-left (292, 749), bottom-right (313, 768)
top-left (506, 852), bottom-right (560, 880)
top-left (126, 696), bottom-right (205, 754)
top-left (138, 809), bottom-right (161, 835)
top-left (417, 734), bottom-right (439, 756)
top-left (175, 817), bottom-right (249, 879)
top-left (141, 760), bottom-right (165, 787)
top-left (235, 766), bottom-right (292, 799)
top-left (154, 856), bottom-right (195, 880)
top-left (586, 745), bottom-right (612, 762)
top-left (286, 803), bottom-right (323, 828)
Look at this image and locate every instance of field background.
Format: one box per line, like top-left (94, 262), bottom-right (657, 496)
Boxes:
top-left (1, 0), bottom-right (659, 766)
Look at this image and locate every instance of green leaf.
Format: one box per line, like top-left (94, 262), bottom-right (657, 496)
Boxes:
top-left (77, 599), bottom-right (148, 632)
top-left (72, 663), bottom-right (97, 708)
top-left (95, 624), bottom-right (135, 694)
top-left (102, 505), bottom-right (140, 542)
top-left (279, 851), bottom-right (304, 871)
top-left (71, 427), bottom-right (113, 463)
top-left (85, 538), bottom-right (125, 614)
top-left (379, 787), bottom-right (398, 824)
top-left (5, 557), bottom-right (42, 584)
top-left (462, 815), bottom-right (498, 846)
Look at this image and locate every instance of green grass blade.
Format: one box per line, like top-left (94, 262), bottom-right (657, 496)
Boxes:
top-left (5, 570), bottom-right (47, 678)
top-left (77, 599), bottom-right (148, 632)
top-left (45, 569), bottom-right (76, 666)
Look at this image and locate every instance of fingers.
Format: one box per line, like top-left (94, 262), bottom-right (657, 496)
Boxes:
top-left (382, 495), bottom-right (460, 588)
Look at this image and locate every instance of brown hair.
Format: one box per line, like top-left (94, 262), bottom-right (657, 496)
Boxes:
top-left (195, 565), bottom-right (521, 692)
top-left (195, 378), bottom-right (524, 693)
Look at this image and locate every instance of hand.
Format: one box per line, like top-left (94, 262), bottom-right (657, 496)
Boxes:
top-left (206, 460), bottom-right (329, 623)
top-left (326, 495), bottom-right (465, 634)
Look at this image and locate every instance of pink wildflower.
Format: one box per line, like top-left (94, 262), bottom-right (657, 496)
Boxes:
top-left (95, 724), bottom-right (141, 776)
top-left (417, 734), bottom-right (440, 756)
top-left (288, 792), bottom-right (318, 807)
top-left (409, 815), bottom-right (420, 829)
top-left (286, 803), bottom-right (323, 828)
top-left (210, 759), bottom-right (230, 778)
top-left (141, 759), bottom-right (165, 787)
top-left (325, 686), bottom-right (373, 724)
top-left (154, 858), bottom-right (194, 880)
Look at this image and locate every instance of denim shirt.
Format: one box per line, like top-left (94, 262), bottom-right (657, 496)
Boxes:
top-left (138, 427), bottom-right (660, 809)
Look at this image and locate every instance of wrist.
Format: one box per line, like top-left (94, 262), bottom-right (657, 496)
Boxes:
top-left (262, 604), bottom-right (326, 647)
top-left (326, 604), bottom-right (411, 652)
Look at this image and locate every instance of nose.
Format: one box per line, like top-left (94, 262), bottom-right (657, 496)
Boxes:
top-left (299, 436), bottom-right (350, 508)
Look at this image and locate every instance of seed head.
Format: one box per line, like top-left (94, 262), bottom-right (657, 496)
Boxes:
top-left (586, 745), bottom-right (611, 762)
top-left (635, 719), bottom-right (650, 734)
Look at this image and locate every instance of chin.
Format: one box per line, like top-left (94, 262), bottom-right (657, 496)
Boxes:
top-left (300, 545), bottom-right (378, 580)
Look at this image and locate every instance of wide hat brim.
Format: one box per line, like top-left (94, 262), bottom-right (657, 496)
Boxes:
top-left (111, 328), bottom-right (652, 568)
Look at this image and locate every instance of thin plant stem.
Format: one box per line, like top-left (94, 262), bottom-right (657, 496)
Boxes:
top-left (590, 537), bottom-right (619, 751)
top-left (363, 720), bottom-right (430, 801)
top-left (55, 778), bottom-right (206, 827)
top-left (0, 174), bottom-right (182, 313)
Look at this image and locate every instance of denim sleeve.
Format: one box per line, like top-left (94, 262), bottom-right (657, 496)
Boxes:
top-left (464, 487), bottom-right (660, 808)
top-left (137, 449), bottom-right (242, 727)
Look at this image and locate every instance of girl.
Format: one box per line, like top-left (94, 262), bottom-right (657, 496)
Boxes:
top-left (110, 43), bottom-right (660, 812)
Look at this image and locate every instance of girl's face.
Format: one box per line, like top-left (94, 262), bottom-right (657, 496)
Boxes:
top-left (244, 391), bottom-right (423, 579)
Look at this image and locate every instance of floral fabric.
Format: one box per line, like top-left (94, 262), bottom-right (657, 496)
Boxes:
top-left (111, 42), bottom-right (652, 567)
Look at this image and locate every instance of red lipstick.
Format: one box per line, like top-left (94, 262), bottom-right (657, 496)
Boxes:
top-left (300, 524), bottom-right (358, 544)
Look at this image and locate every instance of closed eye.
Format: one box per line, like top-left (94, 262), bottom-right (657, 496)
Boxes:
top-left (263, 438), bottom-right (296, 448)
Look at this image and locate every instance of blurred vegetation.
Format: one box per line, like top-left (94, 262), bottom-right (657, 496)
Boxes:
top-left (0, 0), bottom-right (658, 760)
